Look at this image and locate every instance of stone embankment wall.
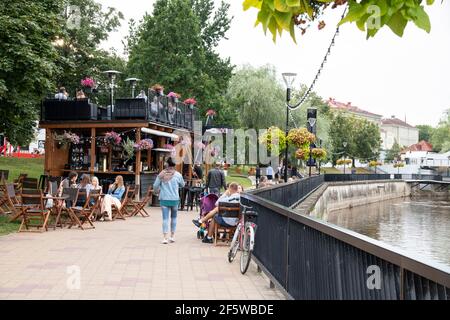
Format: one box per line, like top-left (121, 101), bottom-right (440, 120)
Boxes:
top-left (307, 181), bottom-right (411, 220)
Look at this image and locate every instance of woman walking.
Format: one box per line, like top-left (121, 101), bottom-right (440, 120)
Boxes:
top-left (153, 157), bottom-right (185, 244)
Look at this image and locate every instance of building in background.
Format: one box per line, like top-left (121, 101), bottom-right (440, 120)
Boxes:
top-left (327, 98), bottom-right (382, 125)
top-left (381, 116), bottom-right (419, 150)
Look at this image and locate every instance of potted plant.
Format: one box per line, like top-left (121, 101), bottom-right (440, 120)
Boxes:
top-left (311, 148), bottom-right (327, 161)
top-left (134, 138), bottom-right (154, 151)
top-left (104, 131), bottom-right (122, 147)
top-left (80, 77), bottom-right (96, 93)
top-left (122, 138), bottom-right (135, 166)
top-left (393, 162), bottom-right (405, 174)
top-left (287, 128), bottom-right (316, 148)
top-left (183, 98), bottom-right (197, 109)
top-left (54, 131), bottom-right (80, 149)
top-left (369, 160), bottom-right (382, 173)
top-left (151, 84), bottom-right (164, 96)
top-left (167, 92), bottom-right (180, 103)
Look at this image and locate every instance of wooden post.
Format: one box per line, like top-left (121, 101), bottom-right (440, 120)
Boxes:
top-left (90, 128), bottom-right (96, 173)
top-left (135, 128), bottom-right (141, 200)
top-left (45, 129), bottom-right (53, 175)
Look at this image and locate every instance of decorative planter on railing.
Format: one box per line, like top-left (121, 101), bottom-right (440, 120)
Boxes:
top-left (42, 99), bottom-right (98, 121)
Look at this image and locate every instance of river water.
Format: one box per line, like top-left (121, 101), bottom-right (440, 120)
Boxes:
top-left (326, 198), bottom-right (450, 267)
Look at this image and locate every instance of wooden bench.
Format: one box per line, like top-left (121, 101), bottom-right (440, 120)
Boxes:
top-left (214, 202), bottom-right (241, 246)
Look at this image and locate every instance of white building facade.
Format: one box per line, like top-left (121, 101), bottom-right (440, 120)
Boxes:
top-left (381, 116), bottom-right (419, 150)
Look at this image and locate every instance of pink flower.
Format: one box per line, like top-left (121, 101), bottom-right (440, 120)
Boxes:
top-left (206, 109), bottom-right (216, 117)
top-left (81, 77), bottom-right (95, 88)
top-left (134, 139), bottom-right (154, 151)
top-left (105, 131), bottom-right (122, 145)
top-left (183, 98), bottom-right (197, 105)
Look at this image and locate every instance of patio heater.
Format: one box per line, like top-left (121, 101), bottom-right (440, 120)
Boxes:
top-left (103, 70), bottom-right (121, 111)
top-left (125, 77), bottom-right (141, 98)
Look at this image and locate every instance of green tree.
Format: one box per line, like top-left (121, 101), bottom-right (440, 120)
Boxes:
top-left (0, 0), bottom-right (64, 145)
top-left (127, 0), bottom-right (233, 120)
top-left (385, 139), bottom-right (402, 162)
top-left (416, 124), bottom-right (434, 142)
top-left (431, 110), bottom-right (450, 152)
top-left (329, 112), bottom-right (381, 166)
top-left (243, 0), bottom-right (436, 42)
top-left (225, 65), bottom-right (285, 129)
top-left (54, 0), bottom-right (125, 95)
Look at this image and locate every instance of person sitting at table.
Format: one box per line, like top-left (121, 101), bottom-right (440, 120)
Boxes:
top-left (54, 87), bottom-right (68, 100)
top-left (89, 176), bottom-right (103, 206)
top-left (75, 88), bottom-right (86, 100)
top-left (100, 175), bottom-right (125, 221)
top-left (58, 171), bottom-right (78, 195)
top-left (192, 182), bottom-right (241, 243)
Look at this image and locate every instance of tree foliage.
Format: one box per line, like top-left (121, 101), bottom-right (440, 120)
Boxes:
top-left (225, 65), bottom-right (285, 129)
top-left (55, 0), bottom-right (125, 95)
top-left (329, 112), bottom-right (381, 165)
top-left (0, 0), bottom-right (63, 145)
top-left (431, 110), bottom-right (450, 153)
top-left (243, 0), bottom-right (436, 42)
top-left (127, 0), bottom-right (233, 120)
top-left (385, 139), bottom-right (402, 162)
top-left (416, 124), bottom-right (434, 142)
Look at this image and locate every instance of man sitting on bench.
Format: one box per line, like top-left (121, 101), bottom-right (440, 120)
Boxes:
top-left (192, 182), bottom-right (240, 243)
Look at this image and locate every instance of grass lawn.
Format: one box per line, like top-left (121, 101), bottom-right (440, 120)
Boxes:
top-left (321, 167), bottom-right (341, 174)
top-left (226, 175), bottom-right (253, 189)
top-left (0, 215), bottom-right (20, 236)
top-left (0, 157), bottom-right (45, 182)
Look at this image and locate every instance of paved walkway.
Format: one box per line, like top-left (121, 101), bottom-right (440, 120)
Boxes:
top-left (0, 207), bottom-right (284, 300)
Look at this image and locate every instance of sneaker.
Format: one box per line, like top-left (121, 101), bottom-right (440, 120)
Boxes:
top-left (161, 239), bottom-right (168, 244)
top-left (169, 237), bottom-right (175, 243)
top-left (192, 219), bottom-right (201, 228)
top-left (202, 237), bottom-right (213, 244)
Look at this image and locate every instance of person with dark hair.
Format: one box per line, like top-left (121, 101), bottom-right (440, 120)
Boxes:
top-left (206, 162), bottom-right (226, 194)
top-left (153, 157), bottom-right (185, 244)
top-left (55, 87), bottom-right (68, 100)
top-left (59, 171), bottom-right (78, 195)
top-left (76, 88), bottom-right (86, 100)
top-left (193, 164), bottom-right (203, 180)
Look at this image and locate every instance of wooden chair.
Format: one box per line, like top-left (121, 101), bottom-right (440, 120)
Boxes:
top-left (18, 189), bottom-right (50, 233)
top-left (86, 189), bottom-right (103, 221)
top-left (13, 173), bottom-right (27, 191)
top-left (124, 184), bottom-right (139, 216)
top-left (214, 202), bottom-right (241, 246)
top-left (22, 177), bottom-right (39, 190)
top-left (60, 187), bottom-right (84, 230)
top-left (5, 183), bottom-right (25, 221)
top-left (130, 186), bottom-right (152, 217)
top-left (69, 189), bottom-right (95, 230)
top-left (111, 186), bottom-right (130, 220)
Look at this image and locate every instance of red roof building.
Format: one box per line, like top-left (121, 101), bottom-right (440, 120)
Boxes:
top-left (327, 98), bottom-right (383, 123)
top-left (403, 140), bottom-right (433, 153)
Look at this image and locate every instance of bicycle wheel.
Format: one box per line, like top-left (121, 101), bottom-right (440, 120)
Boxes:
top-left (228, 227), bottom-right (240, 263)
top-left (240, 226), bottom-right (253, 274)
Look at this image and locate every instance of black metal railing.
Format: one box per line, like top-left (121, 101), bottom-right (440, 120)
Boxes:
top-left (242, 176), bottom-right (450, 300)
top-left (41, 94), bottom-right (198, 131)
top-left (324, 173), bottom-right (392, 182)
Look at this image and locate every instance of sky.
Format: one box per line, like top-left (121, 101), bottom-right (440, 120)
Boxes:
top-left (99, 0), bottom-right (450, 127)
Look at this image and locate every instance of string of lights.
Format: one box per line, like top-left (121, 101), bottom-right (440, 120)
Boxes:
top-left (288, 6), bottom-right (348, 117)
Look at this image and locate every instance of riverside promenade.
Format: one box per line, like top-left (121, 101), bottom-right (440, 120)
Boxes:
top-left (0, 207), bottom-right (284, 300)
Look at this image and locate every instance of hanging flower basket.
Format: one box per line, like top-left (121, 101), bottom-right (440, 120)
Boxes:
top-left (134, 138), bottom-right (154, 151)
top-left (295, 147), bottom-right (310, 160)
top-left (259, 126), bottom-right (286, 153)
top-left (167, 92), bottom-right (180, 102)
top-left (81, 77), bottom-right (95, 93)
top-left (54, 131), bottom-right (80, 148)
top-left (311, 148), bottom-right (327, 160)
top-left (287, 128), bottom-right (316, 148)
top-left (104, 131), bottom-right (122, 146)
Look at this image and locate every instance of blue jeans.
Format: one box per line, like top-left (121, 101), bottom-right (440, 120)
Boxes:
top-left (161, 205), bottom-right (178, 234)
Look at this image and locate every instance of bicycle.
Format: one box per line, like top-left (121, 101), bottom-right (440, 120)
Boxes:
top-left (228, 203), bottom-right (258, 274)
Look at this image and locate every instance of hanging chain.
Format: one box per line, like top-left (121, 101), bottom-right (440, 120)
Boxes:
top-left (288, 6), bottom-right (348, 115)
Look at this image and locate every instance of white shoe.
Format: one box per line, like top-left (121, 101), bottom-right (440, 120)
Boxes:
top-left (169, 237), bottom-right (175, 243)
top-left (161, 239), bottom-right (168, 244)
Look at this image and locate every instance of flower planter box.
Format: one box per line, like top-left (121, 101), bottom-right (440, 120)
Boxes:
top-left (42, 99), bottom-right (98, 120)
top-left (113, 98), bottom-right (147, 119)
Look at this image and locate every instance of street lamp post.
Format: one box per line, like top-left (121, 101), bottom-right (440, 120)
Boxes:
top-left (307, 109), bottom-right (317, 177)
top-left (281, 73), bottom-right (297, 183)
top-left (342, 141), bottom-right (348, 174)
